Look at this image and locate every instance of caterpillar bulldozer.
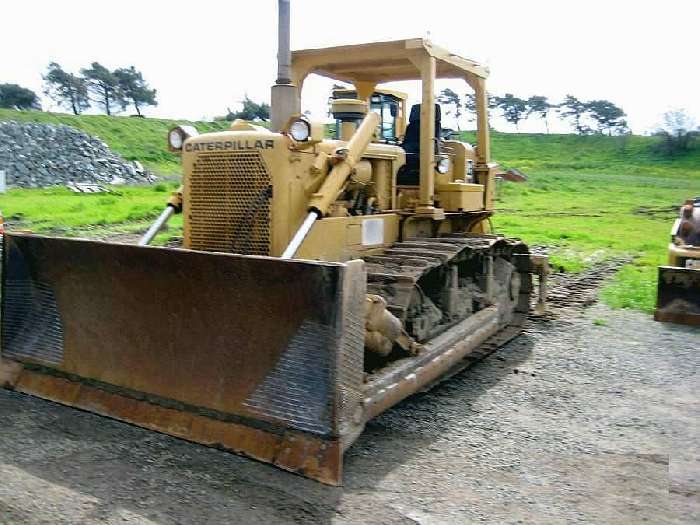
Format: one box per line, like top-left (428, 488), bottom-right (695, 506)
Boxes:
top-left (0, 3), bottom-right (548, 485)
top-left (654, 197), bottom-right (700, 326)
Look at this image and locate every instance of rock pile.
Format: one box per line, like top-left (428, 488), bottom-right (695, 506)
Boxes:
top-left (0, 121), bottom-right (155, 188)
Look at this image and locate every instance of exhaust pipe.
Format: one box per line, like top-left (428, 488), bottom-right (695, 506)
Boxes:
top-left (276, 0), bottom-right (291, 84)
top-left (270, 0), bottom-right (300, 131)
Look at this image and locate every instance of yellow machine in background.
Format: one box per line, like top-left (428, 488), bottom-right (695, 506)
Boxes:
top-left (1, 2), bottom-right (548, 485)
top-left (654, 197), bottom-right (700, 325)
top-left (330, 86), bottom-right (408, 143)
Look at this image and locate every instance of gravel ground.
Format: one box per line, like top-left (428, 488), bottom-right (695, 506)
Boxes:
top-left (0, 272), bottom-right (698, 524)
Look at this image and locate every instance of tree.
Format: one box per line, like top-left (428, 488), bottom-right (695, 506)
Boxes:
top-left (586, 99), bottom-right (626, 135)
top-left (81, 62), bottom-right (123, 115)
top-left (225, 96), bottom-right (270, 121)
top-left (559, 95), bottom-right (589, 134)
top-left (493, 93), bottom-right (528, 131)
top-left (114, 66), bottom-right (157, 116)
top-left (437, 88), bottom-right (463, 130)
top-left (653, 109), bottom-right (699, 156)
top-left (462, 93), bottom-right (477, 124)
top-left (615, 119), bottom-right (630, 136)
top-left (526, 95), bottom-right (552, 133)
top-left (43, 63), bottom-right (90, 115)
top-left (0, 84), bottom-right (41, 110)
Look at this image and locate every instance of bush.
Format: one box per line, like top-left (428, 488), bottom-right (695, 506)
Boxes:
top-left (0, 84), bottom-right (41, 110)
top-left (652, 109), bottom-right (699, 157)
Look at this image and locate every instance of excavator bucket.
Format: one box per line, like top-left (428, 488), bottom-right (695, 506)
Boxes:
top-left (0, 233), bottom-right (366, 485)
top-left (654, 266), bottom-right (700, 326)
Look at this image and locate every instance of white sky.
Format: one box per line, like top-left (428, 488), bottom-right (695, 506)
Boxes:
top-left (2, 0), bottom-right (698, 134)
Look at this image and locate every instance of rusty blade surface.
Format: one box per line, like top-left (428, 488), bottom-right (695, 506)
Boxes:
top-left (8, 367), bottom-right (345, 485)
top-left (654, 266), bottom-right (700, 326)
top-left (1, 233), bottom-right (365, 441)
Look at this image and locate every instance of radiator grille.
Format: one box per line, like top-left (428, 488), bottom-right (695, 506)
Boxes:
top-left (188, 151), bottom-right (271, 255)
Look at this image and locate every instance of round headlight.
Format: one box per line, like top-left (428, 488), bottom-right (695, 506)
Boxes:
top-left (168, 129), bottom-right (184, 150)
top-left (436, 157), bottom-right (450, 174)
top-left (289, 119), bottom-right (311, 142)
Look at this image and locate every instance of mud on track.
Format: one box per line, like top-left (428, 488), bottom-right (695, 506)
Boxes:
top-left (0, 262), bottom-right (698, 524)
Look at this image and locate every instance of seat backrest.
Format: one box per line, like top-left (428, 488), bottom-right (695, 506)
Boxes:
top-left (401, 103), bottom-right (442, 155)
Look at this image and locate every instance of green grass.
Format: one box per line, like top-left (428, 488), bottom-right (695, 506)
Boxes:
top-left (0, 182), bottom-right (181, 233)
top-left (0, 109), bottom-right (230, 175)
top-left (475, 131), bottom-right (700, 313)
top-left (1, 109), bottom-right (698, 313)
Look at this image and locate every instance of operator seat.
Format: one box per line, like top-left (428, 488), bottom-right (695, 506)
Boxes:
top-left (397, 103), bottom-right (442, 185)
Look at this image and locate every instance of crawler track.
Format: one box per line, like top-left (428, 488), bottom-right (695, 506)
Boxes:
top-left (363, 234), bottom-right (533, 378)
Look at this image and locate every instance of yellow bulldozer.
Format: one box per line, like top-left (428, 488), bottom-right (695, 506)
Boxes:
top-left (0, 3), bottom-right (548, 485)
top-left (654, 197), bottom-right (700, 326)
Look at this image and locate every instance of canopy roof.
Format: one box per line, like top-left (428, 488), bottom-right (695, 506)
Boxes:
top-left (290, 38), bottom-right (488, 86)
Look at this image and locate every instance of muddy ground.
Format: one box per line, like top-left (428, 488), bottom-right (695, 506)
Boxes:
top-left (0, 265), bottom-right (698, 524)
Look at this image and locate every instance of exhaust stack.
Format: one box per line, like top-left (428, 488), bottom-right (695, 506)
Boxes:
top-left (270, 0), bottom-right (300, 131)
top-left (276, 0), bottom-right (291, 84)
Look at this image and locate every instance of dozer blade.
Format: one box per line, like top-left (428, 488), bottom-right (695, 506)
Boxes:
top-left (0, 233), bottom-right (366, 485)
top-left (654, 266), bottom-right (700, 326)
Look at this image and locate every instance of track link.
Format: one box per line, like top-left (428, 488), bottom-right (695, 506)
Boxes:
top-left (364, 233), bottom-right (532, 347)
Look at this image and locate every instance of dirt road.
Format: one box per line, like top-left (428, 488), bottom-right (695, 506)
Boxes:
top-left (0, 276), bottom-right (698, 524)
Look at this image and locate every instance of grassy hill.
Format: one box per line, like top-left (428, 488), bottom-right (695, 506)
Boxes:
top-left (464, 130), bottom-right (699, 178)
top-left (464, 130), bottom-right (699, 312)
top-left (2, 109), bottom-right (695, 179)
top-left (1, 109), bottom-right (698, 313)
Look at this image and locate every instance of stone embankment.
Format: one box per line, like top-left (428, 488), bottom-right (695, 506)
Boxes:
top-left (0, 121), bottom-right (154, 188)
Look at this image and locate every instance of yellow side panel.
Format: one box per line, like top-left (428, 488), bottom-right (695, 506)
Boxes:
top-left (296, 214), bottom-right (400, 262)
top-left (437, 183), bottom-right (484, 212)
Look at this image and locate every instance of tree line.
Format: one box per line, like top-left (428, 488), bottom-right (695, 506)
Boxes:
top-left (653, 109), bottom-right (699, 157)
top-left (1, 73), bottom-right (695, 156)
top-left (0, 63), bottom-right (157, 116)
top-left (218, 95), bottom-right (270, 122)
top-left (0, 84), bottom-right (42, 111)
top-left (438, 89), bottom-right (628, 136)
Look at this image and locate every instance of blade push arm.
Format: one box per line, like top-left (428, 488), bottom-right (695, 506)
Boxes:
top-left (138, 185), bottom-right (183, 246)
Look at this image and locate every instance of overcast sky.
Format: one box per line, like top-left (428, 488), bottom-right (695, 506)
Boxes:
top-left (2, 0), bottom-right (698, 134)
